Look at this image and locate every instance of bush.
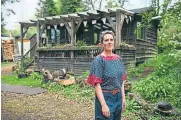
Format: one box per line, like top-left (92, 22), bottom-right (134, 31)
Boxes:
top-left (132, 50), bottom-right (181, 108)
top-left (30, 72), bottom-right (43, 81)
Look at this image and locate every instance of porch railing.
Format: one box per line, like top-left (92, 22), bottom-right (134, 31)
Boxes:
top-left (22, 43), bottom-right (37, 71)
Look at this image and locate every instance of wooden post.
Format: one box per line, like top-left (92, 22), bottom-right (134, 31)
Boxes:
top-left (39, 25), bottom-right (46, 47)
top-left (120, 13), bottom-right (125, 44)
top-left (55, 27), bottom-right (57, 44)
top-left (36, 21), bottom-right (40, 49)
top-left (36, 21), bottom-right (40, 63)
top-left (116, 9), bottom-right (121, 47)
top-left (45, 25), bottom-right (48, 46)
top-left (70, 51), bottom-right (74, 59)
top-left (20, 24), bottom-right (24, 72)
top-left (75, 18), bottom-right (83, 33)
top-left (71, 19), bottom-right (76, 46)
top-left (106, 16), bottom-right (116, 32)
top-left (116, 10), bottom-right (125, 47)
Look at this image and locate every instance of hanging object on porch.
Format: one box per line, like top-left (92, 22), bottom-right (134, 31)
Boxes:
top-left (129, 16), bottom-right (132, 22)
top-left (126, 18), bottom-right (129, 24)
top-left (68, 22), bottom-right (71, 27)
top-left (54, 25), bottom-right (57, 29)
top-left (101, 18), bottom-right (106, 24)
top-left (60, 23), bottom-right (64, 27)
top-left (92, 20), bottom-right (97, 24)
top-left (124, 14), bottom-right (128, 19)
top-left (47, 26), bottom-right (50, 29)
top-left (83, 21), bottom-right (87, 27)
top-left (75, 21), bottom-right (79, 24)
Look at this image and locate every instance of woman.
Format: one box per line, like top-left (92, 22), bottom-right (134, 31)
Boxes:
top-left (87, 31), bottom-right (127, 120)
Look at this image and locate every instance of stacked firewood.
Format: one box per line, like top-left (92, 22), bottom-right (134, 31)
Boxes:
top-left (2, 40), bottom-right (14, 60)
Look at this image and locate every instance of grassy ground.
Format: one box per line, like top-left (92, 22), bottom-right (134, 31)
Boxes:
top-left (2, 75), bottom-right (42, 87)
top-left (2, 62), bottom-right (181, 120)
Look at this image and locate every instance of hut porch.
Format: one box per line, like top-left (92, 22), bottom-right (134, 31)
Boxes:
top-left (19, 7), bottom-right (160, 74)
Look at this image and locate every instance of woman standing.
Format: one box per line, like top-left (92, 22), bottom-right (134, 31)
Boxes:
top-left (87, 31), bottom-right (127, 120)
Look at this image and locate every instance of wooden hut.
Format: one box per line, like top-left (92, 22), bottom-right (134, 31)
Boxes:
top-left (19, 7), bottom-right (160, 74)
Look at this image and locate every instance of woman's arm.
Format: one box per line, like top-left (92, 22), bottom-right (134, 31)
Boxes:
top-left (95, 83), bottom-right (110, 118)
top-left (121, 81), bottom-right (126, 112)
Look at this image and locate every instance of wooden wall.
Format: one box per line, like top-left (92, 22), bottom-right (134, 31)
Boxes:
top-left (30, 34), bottom-right (37, 59)
top-left (116, 47), bottom-right (136, 73)
top-left (122, 20), bottom-right (137, 45)
top-left (37, 47), bottom-right (135, 75)
top-left (35, 21), bottom-right (157, 75)
top-left (136, 25), bottom-right (157, 63)
top-left (37, 57), bottom-right (93, 75)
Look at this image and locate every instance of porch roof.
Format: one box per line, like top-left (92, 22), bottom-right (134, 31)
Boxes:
top-left (19, 7), bottom-right (153, 27)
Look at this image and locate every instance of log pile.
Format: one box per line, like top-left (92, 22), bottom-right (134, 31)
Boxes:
top-left (2, 40), bottom-right (14, 60)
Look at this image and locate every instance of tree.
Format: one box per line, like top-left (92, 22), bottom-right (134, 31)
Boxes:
top-left (158, 1), bottom-right (181, 50)
top-left (54, 0), bottom-right (61, 15)
top-left (117, 0), bottom-right (129, 7)
top-left (59, 0), bottom-right (85, 14)
top-left (83, 0), bottom-right (103, 10)
top-left (35, 0), bottom-right (44, 18)
top-left (1, 0), bottom-right (19, 33)
top-left (105, 0), bottom-right (118, 8)
top-left (133, 0), bottom-right (180, 52)
top-left (36, 0), bottom-right (58, 18)
top-left (105, 0), bottom-right (129, 8)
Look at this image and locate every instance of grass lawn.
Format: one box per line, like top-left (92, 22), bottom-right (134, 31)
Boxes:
top-left (1, 75), bottom-right (42, 87)
top-left (1, 62), bottom-right (16, 67)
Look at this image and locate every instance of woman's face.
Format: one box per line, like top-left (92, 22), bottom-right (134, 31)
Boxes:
top-left (102, 34), bottom-right (114, 52)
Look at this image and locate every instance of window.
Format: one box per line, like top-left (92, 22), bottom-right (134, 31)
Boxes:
top-left (51, 27), bottom-right (55, 43)
top-left (56, 29), bottom-right (60, 43)
top-left (136, 22), bottom-right (145, 39)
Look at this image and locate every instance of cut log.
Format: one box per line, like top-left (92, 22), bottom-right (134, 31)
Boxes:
top-left (57, 77), bottom-right (75, 85)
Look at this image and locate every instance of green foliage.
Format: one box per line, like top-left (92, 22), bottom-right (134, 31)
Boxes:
top-left (36, 0), bottom-right (58, 18)
top-left (41, 71), bottom-right (94, 101)
top-left (76, 71), bottom-right (89, 81)
top-left (59, 0), bottom-right (85, 14)
top-left (42, 82), bottom-right (94, 102)
top-left (105, 0), bottom-right (119, 8)
top-left (125, 97), bottom-right (141, 112)
top-left (26, 28), bottom-right (36, 38)
top-left (139, 9), bottom-right (157, 28)
top-left (2, 75), bottom-right (42, 87)
top-left (30, 72), bottom-right (43, 81)
top-left (132, 50), bottom-right (181, 108)
top-left (105, 0), bottom-right (129, 8)
top-left (158, 1), bottom-right (181, 50)
top-left (23, 57), bottom-right (31, 69)
top-left (54, 0), bottom-right (61, 14)
top-left (1, 62), bottom-right (15, 67)
top-left (77, 40), bottom-right (86, 50)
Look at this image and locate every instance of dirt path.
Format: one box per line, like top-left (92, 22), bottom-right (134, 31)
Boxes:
top-left (1, 62), bottom-right (16, 75)
top-left (1, 92), bottom-right (94, 120)
top-left (1, 63), bottom-right (127, 120)
top-left (1, 63), bottom-right (94, 120)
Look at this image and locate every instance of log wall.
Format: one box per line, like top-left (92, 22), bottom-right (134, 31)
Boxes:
top-left (35, 23), bottom-right (157, 75)
top-left (136, 25), bottom-right (157, 63)
top-left (37, 47), bottom-right (135, 75)
top-left (1, 40), bottom-right (14, 60)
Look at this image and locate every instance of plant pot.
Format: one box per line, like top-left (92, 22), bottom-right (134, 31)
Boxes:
top-left (18, 73), bottom-right (28, 78)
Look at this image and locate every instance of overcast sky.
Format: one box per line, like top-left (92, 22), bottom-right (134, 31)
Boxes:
top-left (4, 0), bottom-right (152, 30)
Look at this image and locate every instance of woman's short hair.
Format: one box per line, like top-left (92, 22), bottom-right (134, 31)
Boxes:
top-left (100, 30), bottom-right (115, 43)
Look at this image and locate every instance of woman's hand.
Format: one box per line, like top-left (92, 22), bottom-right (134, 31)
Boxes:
top-left (102, 104), bottom-right (110, 118)
top-left (122, 97), bottom-right (126, 112)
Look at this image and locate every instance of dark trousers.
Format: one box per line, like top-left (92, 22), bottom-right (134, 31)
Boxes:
top-left (95, 91), bottom-right (122, 120)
